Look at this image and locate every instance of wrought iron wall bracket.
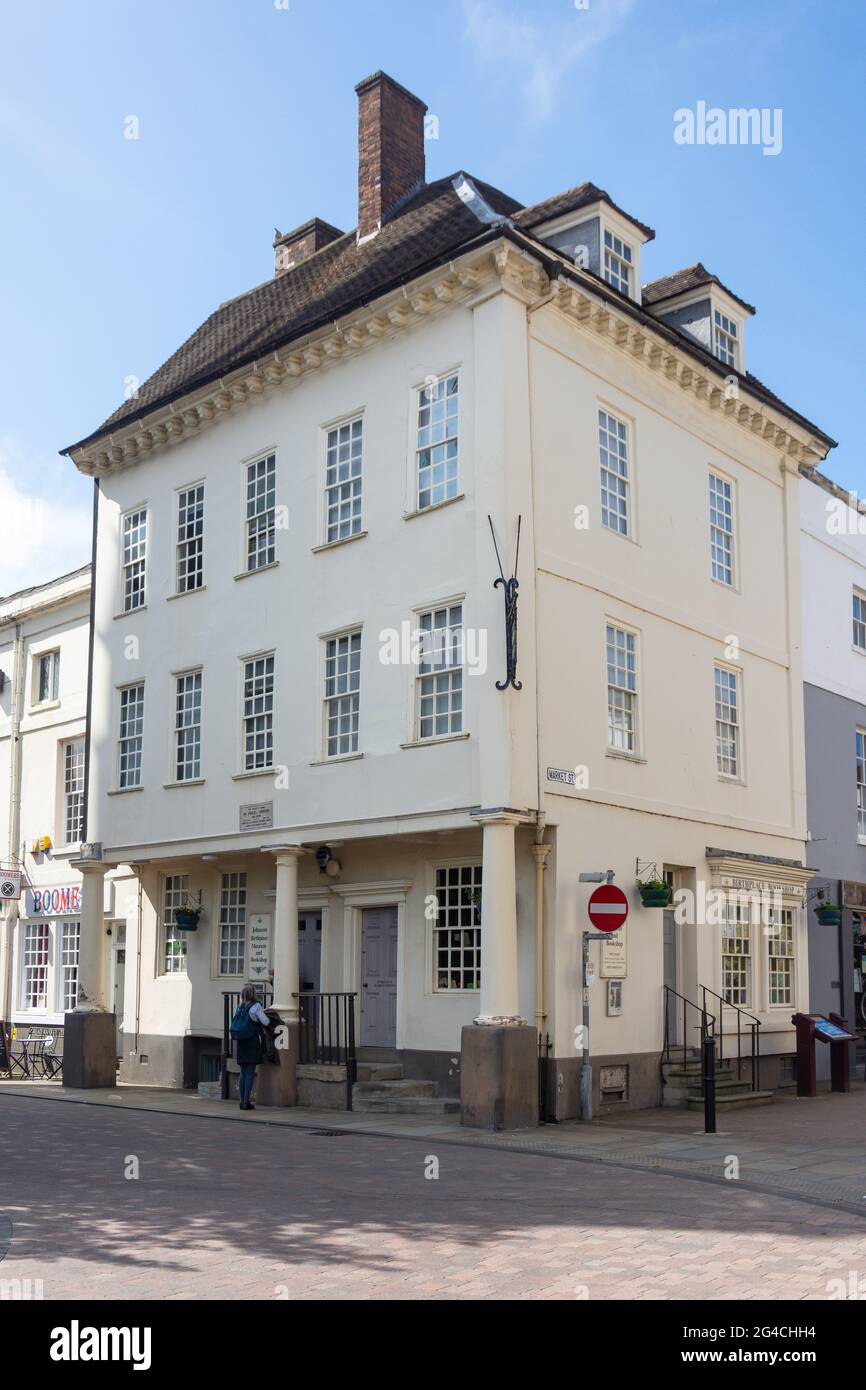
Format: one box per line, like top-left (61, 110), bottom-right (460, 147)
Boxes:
top-left (489, 514), bottom-right (522, 691)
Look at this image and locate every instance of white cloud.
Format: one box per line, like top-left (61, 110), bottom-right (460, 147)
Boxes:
top-left (462, 0), bottom-right (636, 122)
top-left (0, 441), bottom-right (92, 597)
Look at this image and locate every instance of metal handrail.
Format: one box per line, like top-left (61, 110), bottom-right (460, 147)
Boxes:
top-left (662, 985), bottom-right (715, 1096)
top-left (700, 985), bottom-right (761, 1092)
top-left (298, 992), bottom-right (358, 1110)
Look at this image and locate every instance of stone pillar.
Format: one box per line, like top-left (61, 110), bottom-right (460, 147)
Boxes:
top-left (256, 846), bottom-right (306, 1108)
top-left (64, 854), bottom-right (116, 1089)
top-left (461, 812), bottom-right (537, 1130)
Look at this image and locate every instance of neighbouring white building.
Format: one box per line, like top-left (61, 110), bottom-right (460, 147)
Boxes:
top-left (0, 566), bottom-right (136, 1052)
top-left (61, 72), bottom-right (834, 1120)
top-left (800, 471), bottom-right (866, 1076)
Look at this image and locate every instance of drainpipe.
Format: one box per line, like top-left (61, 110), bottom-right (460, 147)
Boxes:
top-left (2, 622), bottom-right (26, 1022)
top-left (532, 813), bottom-right (550, 1036)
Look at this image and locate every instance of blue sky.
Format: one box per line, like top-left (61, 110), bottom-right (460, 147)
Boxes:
top-left (0, 0), bottom-right (863, 592)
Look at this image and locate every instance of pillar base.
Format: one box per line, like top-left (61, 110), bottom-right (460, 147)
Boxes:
top-left (460, 1023), bottom-right (538, 1131)
top-left (63, 1011), bottom-right (117, 1089)
top-left (254, 1021), bottom-right (298, 1108)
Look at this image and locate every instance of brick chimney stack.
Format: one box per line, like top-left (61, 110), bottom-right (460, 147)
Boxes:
top-left (356, 72), bottom-right (427, 242)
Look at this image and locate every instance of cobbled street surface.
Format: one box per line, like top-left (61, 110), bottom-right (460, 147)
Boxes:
top-left (1, 1094), bottom-right (866, 1300)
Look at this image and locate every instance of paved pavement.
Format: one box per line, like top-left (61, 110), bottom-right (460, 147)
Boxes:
top-left (2, 1092), bottom-right (866, 1300)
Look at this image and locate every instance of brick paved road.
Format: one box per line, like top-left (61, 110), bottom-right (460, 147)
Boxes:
top-left (1, 1095), bottom-right (865, 1300)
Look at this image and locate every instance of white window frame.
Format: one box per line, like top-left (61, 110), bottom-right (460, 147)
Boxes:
top-left (62, 737), bottom-right (85, 845)
top-left (721, 899), bottom-right (752, 1007)
top-left (598, 407), bottom-right (631, 537)
top-left (714, 663), bottom-right (742, 780)
top-left (161, 873), bottom-right (189, 975)
top-left (323, 415), bottom-right (364, 544)
top-left (766, 907), bottom-right (795, 1009)
top-left (413, 371), bottom-right (460, 512)
top-left (34, 648), bottom-right (60, 706)
top-left (241, 653), bottom-right (275, 773)
top-left (117, 682), bottom-right (145, 789)
top-left (244, 453), bottom-right (276, 572)
top-left (323, 630), bottom-right (362, 759)
top-left (59, 919), bottom-right (81, 1013)
top-left (21, 921), bottom-right (50, 1012)
top-left (218, 872), bottom-right (247, 977)
top-left (854, 589), bottom-right (866, 653)
top-left (429, 861), bottom-right (482, 994)
top-left (713, 307), bottom-right (740, 369)
top-left (857, 728), bottom-right (866, 843)
top-left (414, 602), bottom-right (464, 742)
top-left (121, 506), bottom-right (148, 612)
top-left (606, 622), bottom-right (639, 755)
top-left (176, 482), bottom-right (205, 593)
top-left (173, 670), bottom-right (203, 783)
top-left (602, 226), bottom-right (634, 296)
top-left (709, 470), bottom-right (736, 588)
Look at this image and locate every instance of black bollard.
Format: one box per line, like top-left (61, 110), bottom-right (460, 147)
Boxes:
top-left (703, 1033), bottom-right (717, 1135)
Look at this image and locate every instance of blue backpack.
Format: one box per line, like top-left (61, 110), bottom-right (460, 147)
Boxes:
top-left (230, 1004), bottom-right (258, 1042)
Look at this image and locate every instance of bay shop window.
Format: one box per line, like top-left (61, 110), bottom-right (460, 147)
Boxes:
top-left (718, 894), bottom-right (798, 1012)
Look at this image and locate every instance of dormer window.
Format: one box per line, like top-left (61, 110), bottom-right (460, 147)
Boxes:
top-left (603, 229), bottom-right (633, 296)
top-left (713, 309), bottom-right (739, 368)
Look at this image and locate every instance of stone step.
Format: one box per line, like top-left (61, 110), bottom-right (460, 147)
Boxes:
top-left (355, 1063), bottom-right (403, 1084)
top-left (686, 1090), bottom-right (775, 1110)
top-left (352, 1094), bottom-right (460, 1116)
top-left (353, 1078), bottom-right (436, 1100)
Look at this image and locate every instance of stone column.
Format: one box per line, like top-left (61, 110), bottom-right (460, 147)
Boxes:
top-left (64, 854), bottom-right (116, 1089)
top-left (460, 812), bottom-right (537, 1131)
top-left (256, 845), bottom-right (306, 1107)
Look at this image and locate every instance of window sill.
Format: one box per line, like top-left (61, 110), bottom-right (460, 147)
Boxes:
top-left (163, 778), bottom-right (206, 789)
top-left (232, 768), bottom-right (276, 782)
top-left (401, 732), bottom-right (470, 750)
top-left (107, 785), bottom-right (144, 796)
top-left (605, 749), bottom-right (646, 764)
top-left (403, 493), bottom-right (465, 522)
top-left (717, 774), bottom-right (746, 787)
top-left (710, 577), bottom-right (738, 594)
top-left (167, 586), bottom-right (207, 602)
top-left (51, 844), bottom-right (83, 860)
top-left (234, 562), bottom-right (279, 582)
top-left (312, 530), bottom-right (368, 554)
top-left (310, 752), bottom-right (364, 766)
top-left (29, 699), bottom-right (61, 714)
top-left (114, 606), bottom-right (147, 620)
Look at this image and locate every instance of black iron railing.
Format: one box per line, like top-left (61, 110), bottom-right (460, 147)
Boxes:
top-left (221, 984), bottom-right (273, 1099)
top-left (299, 992), bottom-right (358, 1110)
top-left (701, 984), bottom-right (761, 1093)
top-left (662, 985), bottom-right (715, 1096)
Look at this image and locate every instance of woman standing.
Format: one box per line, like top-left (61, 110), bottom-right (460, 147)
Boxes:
top-left (230, 983), bottom-right (270, 1111)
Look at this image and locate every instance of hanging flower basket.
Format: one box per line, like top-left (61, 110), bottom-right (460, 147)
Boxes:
top-left (175, 907), bottom-right (201, 932)
top-left (638, 880), bottom-right (672, 908)
top-left (815, 904), bottom-right (842, 926)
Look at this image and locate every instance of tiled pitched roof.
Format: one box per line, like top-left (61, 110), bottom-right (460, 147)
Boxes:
top-left (68, 173), bottom-right (520, 451)
top-left (514, 181), bottom-right (655, 241)
top-left (642, 261), bottom-right (756, 314)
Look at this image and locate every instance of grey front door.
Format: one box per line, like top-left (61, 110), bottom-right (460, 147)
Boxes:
top-left (360, 906), bottom-right (398, 1047)
top-left (298, 913), bottom-right (322, 994)
top-left (663, 911), bottom-right (678, 1045)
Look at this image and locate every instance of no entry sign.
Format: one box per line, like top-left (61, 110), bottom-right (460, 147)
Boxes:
top-left (587, 884), bottom-right (629, 933)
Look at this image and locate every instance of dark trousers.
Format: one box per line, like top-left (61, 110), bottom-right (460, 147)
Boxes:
top-left (238, 1062), bottom-right (257, 1107)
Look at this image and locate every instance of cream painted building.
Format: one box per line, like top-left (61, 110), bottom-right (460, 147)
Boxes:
top-left (0, 566), bottom-right (136, 1050)
top-left (62, 72), bottom-right (834, 1118)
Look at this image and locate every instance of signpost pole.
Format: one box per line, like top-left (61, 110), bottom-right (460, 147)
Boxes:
top-left (580, 931), bottom-right (592, 1121)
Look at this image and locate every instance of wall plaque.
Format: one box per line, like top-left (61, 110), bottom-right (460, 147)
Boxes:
top-left (240, 801), bottom-right (273, 832)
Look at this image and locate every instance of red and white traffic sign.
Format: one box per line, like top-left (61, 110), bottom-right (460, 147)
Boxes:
top-left (587, 884), bottom-right (629, 933)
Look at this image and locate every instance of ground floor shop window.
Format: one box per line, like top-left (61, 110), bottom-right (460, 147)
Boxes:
top-left (433, 864), bottom-right (482, 991)
top-left (162, 874), bottom-right (189, 974)
top-left (218, 872), bottom-right (247, 976)
top-left (767, 908), bottom-right (794, 1006)
top-left (61, 920), bottom-right (81, 1012)
top-left (721, 903), bottom-right (751, 1006)
top-left (23, 922), bottom-right (50, 1009)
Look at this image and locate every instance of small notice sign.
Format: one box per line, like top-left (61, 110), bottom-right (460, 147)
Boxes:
top-left (601, 933), bottom-right (627, 978)
top-left (547, 767), bottom-right (576, 787)
top-left (240, 801), bottom-right (273, 832)
top-left (248, 914), bottom-right (272, 978)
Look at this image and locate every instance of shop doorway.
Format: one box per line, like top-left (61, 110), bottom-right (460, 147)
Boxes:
top-left (298, 913), bottom-right (322, 994)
